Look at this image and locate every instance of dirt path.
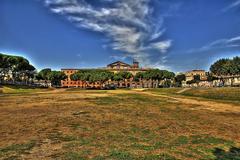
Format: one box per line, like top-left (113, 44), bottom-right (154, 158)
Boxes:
top-left (136, 91), bottom-right (240, 113)
top-left (37, 88), bottom-right (67, 94)
top-left (176, 88), bottom-right (191, 94)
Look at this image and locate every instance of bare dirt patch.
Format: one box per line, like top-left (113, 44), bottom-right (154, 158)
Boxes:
top-left (0, 89), bottom-right (240, 159)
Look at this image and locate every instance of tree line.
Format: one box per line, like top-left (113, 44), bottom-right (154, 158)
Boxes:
top-left (69, 69), bottom-right (176, 87)
top-left (0, 53), bottom-right (35, 84)
top-left (0, 53), bottom-right (66, 86)
top-left (36, 68), bottom-right (67, 86)
top-left (1, 52), bottom-right (239, 88)
top-left (210, 56), bottom-right (240, 76)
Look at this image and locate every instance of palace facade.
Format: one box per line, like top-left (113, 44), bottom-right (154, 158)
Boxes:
top-left (61, 61), bottom-right (149, 88)
top-left (183, 70), bottom-right (240, 87)
top-left (185, 70), bottom-right (208, 81)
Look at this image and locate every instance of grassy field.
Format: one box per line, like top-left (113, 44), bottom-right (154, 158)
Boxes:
top-left (0, 87), bottom-right (240, 160)
top-left (0, 85), bottom-right (52, 94)
top-left (149, 87), bottom-right (240, 103)
top-left (181, 87), bottom-right (240, 102)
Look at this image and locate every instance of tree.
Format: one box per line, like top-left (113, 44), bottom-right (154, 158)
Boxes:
top-left (174, 74), bottom-right (186, 87)
top-left (210, 58), bottom-right (229, 76)
top-left (113, 71), bottom-right (132, 81)
top-left (193, 75), bottom-right (201, 81)
top-left (162, 70), bottom-right (175, 79)
top-left (13, 57), bottom-right (36, 83)
top-left (70, 70), bottom-right (114, 87)
top-left (186, 74), bottom-right (201, 85)
top-left (0, 54), bottom-right (7, 83)
top-left (207, 73), bottom-right (218, 81)
top-left (49, 71), bottom-right (67, 86)
top-left (213, 147), bottom-right (240, 160)
top-left (143, 69), bottom-right (162, 80)
top-left (113, 73), bottom-right (124, 82)
top-left (0, 53), bottom-right (36, 84)
top-left (119, 71), bottom-right (133, 80)
top-left (36, 68), bottom-right (52, 80)
top-left (134, 69), bottom-right (175, 88)
top-left (210, 56), bottom-right (240, 76)
top-left (162, 79), bottom-right (172, 88)
top-left (232, 56), bottom-right (240, 75)
top-left (97, 70), bottom-right (114, 83)
top-left (134, 72), bottom-right (145, 82)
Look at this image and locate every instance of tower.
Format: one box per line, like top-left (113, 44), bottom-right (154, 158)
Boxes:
top-left (132, 59), bottom-right (139, 68)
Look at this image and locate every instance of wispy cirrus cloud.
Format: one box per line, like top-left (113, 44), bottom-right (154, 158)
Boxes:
top-left (222, 0), bottom-right (240, 12)
top-left (43, 0), bottom-right (171, 66)
top-left (163, 36), bottom-right (240, 72)
top-left (187, 36), bottom-right (240, 53)
top-left (150, 40), bottom-right (172, 53)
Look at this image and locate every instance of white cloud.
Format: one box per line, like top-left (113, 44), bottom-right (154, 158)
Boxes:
top-left (150, 28), bottom-right (166, 40)
top-left (43, 0), bottom-right (172, 66)
top-left (110, 55), bottom-right (128, 61)
top-left (150, 40), bottom-right (172, 53)
top-left (204, 36), bottom-right (240, 49)
top-left (223, 0), bottom-right (240, 12)
top-left (186, 36), bottom-right (240, 53)
top-left (228, 36), bottom-right (240, 42)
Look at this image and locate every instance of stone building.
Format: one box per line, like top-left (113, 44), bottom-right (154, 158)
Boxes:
top-left (61, 61), bottom-right (149, 88)
top-left (61, 69), bottom-right (81, 88)
top-left (185, 70), bottom-right (208, 81)
top-left (106, 60), bottom-right (148, 76)
top-left (183, 70), bottom-right (240, 87)
top-left (213, 75), bottom-right (240, 87)
top-left (182, 70), bottom-right (210, 87)
top-left (33, 80), bottom-right (52, 88)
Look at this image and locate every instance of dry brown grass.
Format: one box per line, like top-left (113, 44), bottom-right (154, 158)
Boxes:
top-left (0, 89), bottom-right (240, 160)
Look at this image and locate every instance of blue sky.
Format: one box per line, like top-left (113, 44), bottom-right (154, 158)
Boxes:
top-left (1, 0), bottom-right (240, 72)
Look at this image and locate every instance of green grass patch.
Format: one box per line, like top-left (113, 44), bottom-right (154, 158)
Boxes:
top-left (2, 85), bottom-right (49, 94)
top-left (63, 137), bottom-right (92, 149)
top-left (0, 140), bottom-right (36, 158)
top-left (68, 123), bottom-right (90, 131)
top-left (212, 147), bottom-right (240, 160)
top-left (171, 136), bottom-right (189, 146)
top-left (64, 152), bottom-right (85, 160)
top-left (181, 87), bottom-right (240, 102)
top-left (190, 135), bottom-right (233, 145)
top-left (147, 88), bottom-right (182, 95)
top-left (0, 140), bottom-right (36, 154)
top-left (92, 156), bottom-right (106, 160)
top-left (108, 150), bottom-right (178, 160)
top-left (65, 88), bottom-right (108, 93)
top-left (95, 96), bottom-right (122, 105)
top-left (48, 132), bottom-right (78, 142)
top-left (99, 93), bottom-right (168, 107)
top-left (109, 150), bottom-right (135, 160)
top-left (131, 143), bottom-right (155, 151)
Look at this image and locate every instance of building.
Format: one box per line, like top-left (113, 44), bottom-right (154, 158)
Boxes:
top-left (106, 60), bottom-right (148, 75)
top-left (33, 80), bottom-right (52, 88)
top-left (213, 75), bottom-right (240, 87)
top-left (185, 70), bottom-right (208, 81)
top-left (61, 69), bottom-right (87, 88)
top-left (61, 61), bottom-right (149, 88)
top-left (182, 70), bottom-right (209, 87)
top-left (0, 70), bottom-right (13, 82)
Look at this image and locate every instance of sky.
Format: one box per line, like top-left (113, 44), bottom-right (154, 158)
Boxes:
top-left (0, 0), bottom-right (240, 72)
